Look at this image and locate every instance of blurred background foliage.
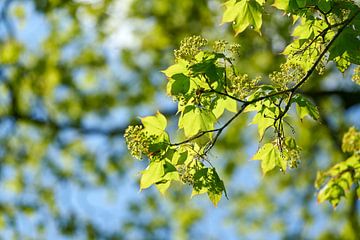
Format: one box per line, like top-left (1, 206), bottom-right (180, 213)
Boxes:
top-left (0, 0), bottom-right (359, 239)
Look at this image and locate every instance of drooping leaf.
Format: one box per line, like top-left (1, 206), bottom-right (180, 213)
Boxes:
top-left (292, 95), bottom-right (319, 121)
top-left (252, 143), bottom-right (286, 174)
top-left (192, 167), bottom-right (225, 206)
top-left (163, 161), bottom-right (180, 181)
top-left (250, 111), bottom-right (274, 140)
top-left (155, 161), bottom-right (181, 195)
top-left (155, 181), bottom-right (171, 195)
top-left (140, 161), bottom-right (165, 190)
top-left (249, 99), bottom-right (279, 140)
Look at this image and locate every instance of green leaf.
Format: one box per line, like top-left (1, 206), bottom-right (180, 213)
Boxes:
top-left (155, 161), bottom-right (180, 195)
top-left (246, 85), bottom-right (277, 101)
top-left (141, 111), bottom-right (167, 135)
top-left (191, 168), bottom-right (225, 206)
top-left (250, 111), bottom-right (274, 140)
top-left (329, 25), bottom-right (360, 72)
top-left (272, 0), bottom-right (313, 11)
top-left (155, 181), bottom-right (171, 195)
top-left (296, 0), bottom-right (306, 8)
top-left (222, 0), bottom-right (239, 23)
top-left (252, 143), bottom-right (286, 175)
top-left (272, 0), bottom-right (289, 10)
top-left (292, 19), bottom-right (316, 40)
top-left (163, 161), bottom-right (180, 181)
top-left (292, 95), bottom-right (319, 121)
top-left (222, 0), bottom-right (263, 35)
top-left (285, 137), bottom-right (298, 150)
top-left (249, 100), bottom-right (278, 140)
top-left (179, 106), bottom-right (216, 137)
top-left (255, 0), bottom-right (266, 5)
top-left (162, 60), bottom-right (188, 77)
top-left (223, 97), bottom-right (237, 113)
top-left (317, 0), bottom-right (331, 12)
top-left (332, 55), bottom-right (351, 73)
top-left (212, 97), bottom-right (237, 119)
top-left (169, 73), bottom-right (190, 95)
top-left (140, 161), bottom-right (165, 190)
top-left (169, 149), bottom-right (188, 166)
top-left (315, 155), bottom-right (360, 207)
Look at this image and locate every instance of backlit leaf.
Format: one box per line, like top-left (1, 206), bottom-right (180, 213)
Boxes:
top-left (140, 161), bottom-right (165, 190)
top-left (222, 0), bottom-right (263, 35)
top-left (179, 106), bottom-right (216, 137)
top-left (253, 143), bottom-right (286, 174)
top-left (141, 111), bottom-right (167, 135)
top-left (292, 95), bottom-right (319, 121)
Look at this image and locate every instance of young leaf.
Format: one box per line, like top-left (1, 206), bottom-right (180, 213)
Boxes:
top-left (155, 181), bottom-right (171, 195)
top-left (316, 154), bottom-right (360, 207)
top-left (223, 97), bottom-right (238, 113)
top-left (250, 111), bottom-right (274, 140)
top-left (292, 95), bottom-right (319, 121)
top-left (141, 111), bottom-right (167, 135)
top-left (249, 100), bottom-right (278, 140)
top-left (272, 0), bottom-right (290, 11)
top-left (222, 0), bottom-right (263, 35)
top-left (252, 143), bottom-right (286, 175)
top-left (212, 97), bottom-right (237, 119)
top-left (155, 161), bottom-right (181, 195)
top-left (163, 161), bottom-right (180, 181)
top-left (140, 161), bottom-right (165, 190)
top-left (179, 106), bottom-right (216, 137)
top-left (162, 60), bottom-right (188, 78)
top-left (191, 168), bottom-right (225, 206)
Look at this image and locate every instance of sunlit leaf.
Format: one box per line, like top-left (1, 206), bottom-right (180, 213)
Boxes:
top-left (222, 0), bottom-right (263, 35)
top-left (253, 143), bottom-right (286, 174)
top-left (140, 161), bottom-right (165, 190)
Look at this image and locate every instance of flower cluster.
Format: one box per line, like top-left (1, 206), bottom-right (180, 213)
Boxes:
top-left (342, 126), bottom-right (360, 154)
top-left (228, 43), bottom-right (242, 57)
top-left (269, 62), bottom-right (305, 89)
top-left (124, 125), bottom-right (150, 159)
top-left (227, 74), bottom-right (260, 99)
top-left (213, 40), bottom-right (228, 53)
top-left (174, 35), bottom-right (208, 61)
top-left (352, 66), bottom-right (360, 85)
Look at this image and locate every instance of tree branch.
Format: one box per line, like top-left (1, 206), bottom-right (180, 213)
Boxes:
top-left (170, 10), bottom-right (360, 152)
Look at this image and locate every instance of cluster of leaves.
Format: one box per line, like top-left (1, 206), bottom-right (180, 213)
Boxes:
top-left (125, 35), bottom-right (318, 205)
top-left (126, 0), bottom-right (360, 207)
top-left (316, 127), bottom-right (360, 207)
top-left (125, 111), bottom-right (226, 206)
top-left (223, 0), bottom-right (360, 72)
